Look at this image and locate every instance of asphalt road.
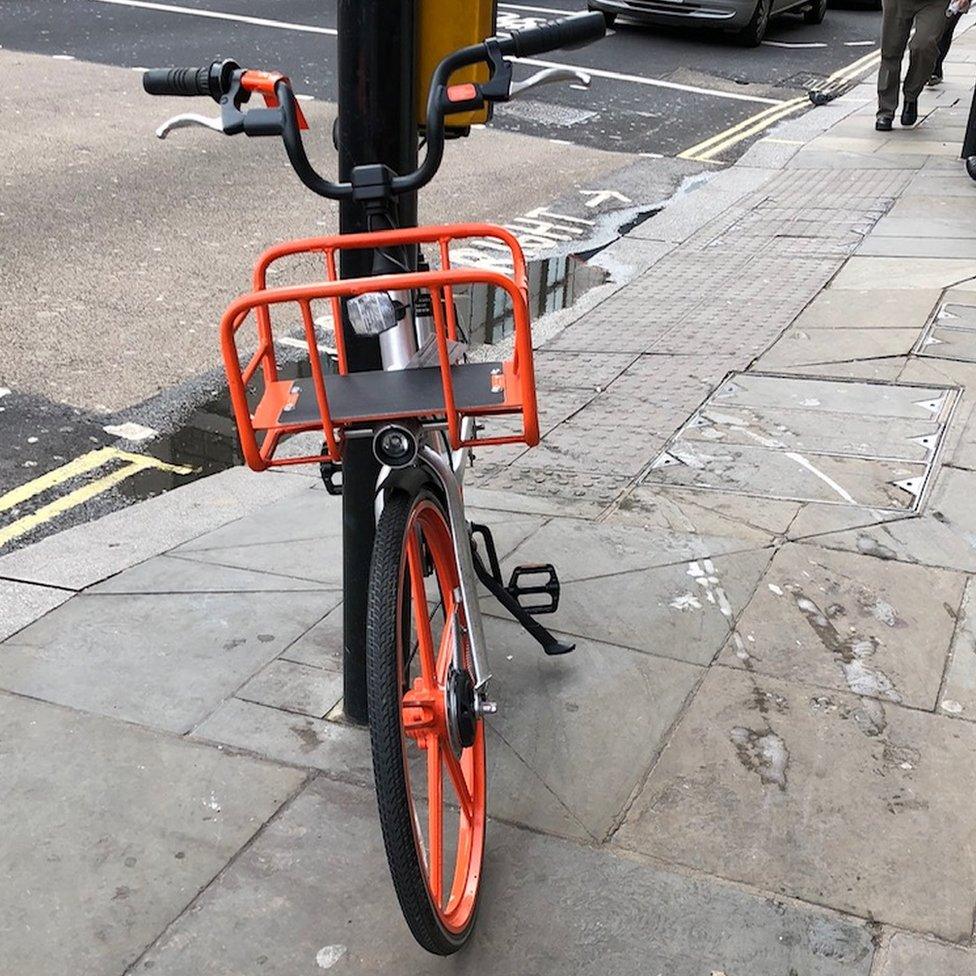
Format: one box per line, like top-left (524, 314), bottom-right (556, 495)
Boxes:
top-left (0, 0), bottom-right (883, 550)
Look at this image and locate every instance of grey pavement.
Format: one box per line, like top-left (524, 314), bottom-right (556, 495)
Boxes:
top-left (5, 21), bottom-right (976, 976)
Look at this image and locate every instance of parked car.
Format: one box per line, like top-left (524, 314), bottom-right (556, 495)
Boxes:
top-left (587, 0), bottom-right (827, 46)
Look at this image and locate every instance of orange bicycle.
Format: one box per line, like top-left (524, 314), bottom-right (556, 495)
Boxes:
top-left (144, 12), bottom-right (606, 953)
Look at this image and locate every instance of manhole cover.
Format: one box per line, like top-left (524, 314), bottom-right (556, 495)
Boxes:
top-left (643, 372), bottom-right (959, 512)
top-left (915, 301), bottom-right (976, 364)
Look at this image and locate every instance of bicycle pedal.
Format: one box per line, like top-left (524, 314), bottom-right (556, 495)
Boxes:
top-left (506, 563), bottom-right (560, 615)
top-left (318, 455), bottom-right (342, 496)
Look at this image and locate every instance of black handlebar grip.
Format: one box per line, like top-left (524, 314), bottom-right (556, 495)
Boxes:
top-left (503, 12), bottom-right (606, 58)
top-left (142, 66), bottom-right (212, 97)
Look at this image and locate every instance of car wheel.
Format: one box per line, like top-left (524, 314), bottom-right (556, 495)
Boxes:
top-left (966, 156), bottom-right (976, 182)
top-left (735, 0), bottom-right (771, 45)
top-left (588, 5), bottom-right (617, 26)
top-left (804, 0), bottom-right (827, 23)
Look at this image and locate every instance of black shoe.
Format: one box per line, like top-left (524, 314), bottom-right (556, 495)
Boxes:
top-left (901, 100), bottom-right (918, 126)
top-left (927, 73), bottom-right (943, 87)
top-left (875, 114), bottom-right (893, 131)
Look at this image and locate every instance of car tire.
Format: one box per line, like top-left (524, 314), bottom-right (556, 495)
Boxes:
top-left (588, 4), bottom-right (617, 26)
top-left (735, 0), bottom-right (771, 45)
top-left (967, 156), bottom-right (976, 182)
top-left (804, 0), bottom-right (827, 23)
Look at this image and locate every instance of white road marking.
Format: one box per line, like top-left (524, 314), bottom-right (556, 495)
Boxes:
top-left (519, 56), bottom-right (785, 105)
top-left (52, 54), bottom-right (76, 60)
top-left (89, 0), bottom-right (339, 35)
top-left (90, 0), bottom-right (780, 107)
top-left (762, 40), bottom-right (827, 48)
top-left (580, 189), bottom-right (632, 208)
top-left (845, 40), bottom-right (877, 46)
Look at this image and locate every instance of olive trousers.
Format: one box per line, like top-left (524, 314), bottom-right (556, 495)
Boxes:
top-left (878, 0), bottom-right (948, 116)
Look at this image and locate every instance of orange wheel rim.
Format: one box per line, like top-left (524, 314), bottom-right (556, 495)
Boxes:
top-left (398, 500), bottom-right (486, 935)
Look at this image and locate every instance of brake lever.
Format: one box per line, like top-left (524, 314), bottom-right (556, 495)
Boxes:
top-left (508, 66), bottom-right (591, 99)
top-left (155, 112), bottom-right (225, 139)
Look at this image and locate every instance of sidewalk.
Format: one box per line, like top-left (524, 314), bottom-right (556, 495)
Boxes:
top-left (4, 26), bottom-right (976, 976)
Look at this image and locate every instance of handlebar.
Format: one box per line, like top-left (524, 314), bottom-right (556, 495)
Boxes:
top-left (142, 13), bottom-right (606, 201)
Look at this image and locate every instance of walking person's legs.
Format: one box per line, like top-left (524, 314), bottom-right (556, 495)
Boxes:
top-left (930, 11), bottom-right (962, 83)
top-left (878, 0), bottom-right (914, 125)
top-left (903, 0), bottom-right (952, 117)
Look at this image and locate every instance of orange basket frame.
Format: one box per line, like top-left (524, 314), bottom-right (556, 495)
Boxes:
top-left (220, 224), bottom-right (539, 471)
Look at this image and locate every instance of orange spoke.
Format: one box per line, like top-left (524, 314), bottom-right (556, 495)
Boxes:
top-left (442, 739), bottom-right (474, 821)
top-left (427, 736), bottom-right (443, 906)
top-left (406, 530), bottom-right (437, 682)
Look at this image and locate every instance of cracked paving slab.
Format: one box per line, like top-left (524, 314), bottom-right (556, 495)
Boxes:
top-left (809, 467), bottom-right (976, 573)
top-left (717, 543), bottom-right (966, 709)
top-left (937, 577), bottom-right (976, 722)
top-left (613, 668), bottom-right (976, 941)
top-left (134, 775), bottom-right (876, 976)
top-left (874, 931), bottom-right (976, 975)
top-left (0, 691), bottom-right (304, 976)
top-left (0, 591), bottom-right (337, 733)
top-left (483, 548), bottom-right (773, 665)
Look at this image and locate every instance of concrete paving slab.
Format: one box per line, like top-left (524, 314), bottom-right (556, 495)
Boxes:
top-left (531, 349), bottom-right (636, 391)
top-left (830, 257), bottom-right (976, 291)
top-left (812, 467), bottom-right (976, 572)
top-left (191, 698), bottom-right (372, 787)
top-left (89, 554), bottom-right (338, 593)
top-left (0, 691), bottom-right (304, 976)
top-left (872, 215), bottom-right (976, 238)
top-left (610, 484), bottom-right (801, 542)
top-left (858, 237), bottom-right (976, 259)
top-left (175, 538), bottom-right (344, 588)
top-left (787, 503), bottom-right (909, 540)
top-left (236, 659), bottom-right (343, 719)
top-left (770, 358), bottom-right (910, 381)
top-left (482, 617), bottom-right (702, 839)
top-left (900, 171), bottom-right (976, 197)
top-left (279, 604), bottom-right (343, 672)
top-left (0, 577), bottom-right (71, 641)
top-left (0, 467), bottom-right (318, 589)
top-left (494, 549), bottom-right (773, 664)
top-left (789, 149), bottom-right (926, 171)
top-left (757, 329), bottom-right (920, 369)
top-left (0, 591), bottom-right (331, 733)
top-left (499, 512), bottom-right (774, 583)
top-left (938, 577), bottom-right (976, 721)
top-left (174, 486), bottom-right (342, 552)
top-left (137, 775), bottom-right (876, 976)
top-left (717, 543), bottom-right (965, 708)
top-left (874, 931), bottom-right (976, 975)
top-left (614, 668), bottom-right (976, 941)
top-left (466, 467), bottom-right (631, 519)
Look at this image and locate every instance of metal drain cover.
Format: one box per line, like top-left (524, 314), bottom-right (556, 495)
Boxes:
top-left (916, 302), bottom-right (976, 364)
top-left (644, 372), bottom-right (959, 512)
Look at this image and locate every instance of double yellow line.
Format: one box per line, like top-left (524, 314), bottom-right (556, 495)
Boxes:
top-left (0, 447), bottom-right (193, 548)
top-left (678, 46), bottom-right (882, 163)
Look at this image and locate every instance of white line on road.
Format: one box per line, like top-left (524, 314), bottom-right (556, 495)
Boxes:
top-left (845, 40), bottom-right (877, 46)
top-left (89, 0), bottom-right (783, 107)
top-left (762, 40), bottom-right (827, 48)
top-left (89, 0), bottom-right (338, 35)
top-left (519, 56), bottom-right (784, 105)
top-left (498, 2), bottom-right (572, 12)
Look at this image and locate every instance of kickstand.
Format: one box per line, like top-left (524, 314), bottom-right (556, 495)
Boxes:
top-left (470, 525), bottom-right (574, 656)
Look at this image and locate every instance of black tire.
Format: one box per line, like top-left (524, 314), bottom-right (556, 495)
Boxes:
top-left (366, 488), bottom-right (482, 955)
top-left (967, 156), bottom-right (976, 181)
top-left (736, 0), bottom-right (771, 45)
top-left (588, 4), bottom-right (617, 27)
top-left (804, 0), bottom-right (827, 23)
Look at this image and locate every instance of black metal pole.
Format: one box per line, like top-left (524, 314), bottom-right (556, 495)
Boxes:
top-left (336, 0), bottom-right (417, 725)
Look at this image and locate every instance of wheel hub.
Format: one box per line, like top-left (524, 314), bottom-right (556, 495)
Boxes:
top-left (445, 666), bottom-right (477, 754)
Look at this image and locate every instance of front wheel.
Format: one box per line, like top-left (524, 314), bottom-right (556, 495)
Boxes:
top-left (735, 0), bottom-right (771, 45)
top-left (366, 489), bottom-right (486, 955)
